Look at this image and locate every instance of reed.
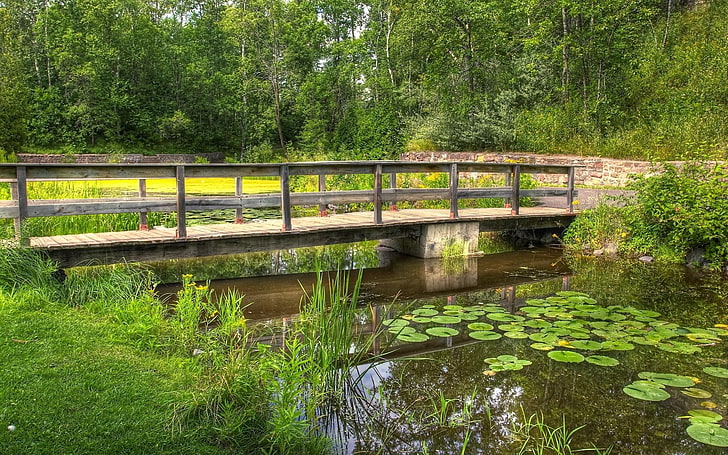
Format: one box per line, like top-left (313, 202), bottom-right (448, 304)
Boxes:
top-left (513, 409), bottom-right (612, 455)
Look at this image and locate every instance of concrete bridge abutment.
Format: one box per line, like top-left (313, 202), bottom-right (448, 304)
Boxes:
top-left (380, 222), bottom-right (480, 259)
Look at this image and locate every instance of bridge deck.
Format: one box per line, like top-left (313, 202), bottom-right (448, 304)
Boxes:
top-left (31, 206), bottom-right (575, 267)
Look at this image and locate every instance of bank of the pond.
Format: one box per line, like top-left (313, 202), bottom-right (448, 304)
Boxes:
top-left (562, 162), bottom-right (728, 271)
top-left (0, 295), bottom-right (223, 454)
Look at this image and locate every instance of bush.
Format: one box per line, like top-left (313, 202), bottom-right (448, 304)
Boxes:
top-left (624, 162), bottom-right (728, 266)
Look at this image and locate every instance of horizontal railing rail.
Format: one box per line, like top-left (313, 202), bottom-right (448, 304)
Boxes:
top-left (0, 161), bottom-right (578, 242)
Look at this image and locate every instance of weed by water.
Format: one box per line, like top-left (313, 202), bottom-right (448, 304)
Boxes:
top-left (512, 409), bottom-right (612, 455)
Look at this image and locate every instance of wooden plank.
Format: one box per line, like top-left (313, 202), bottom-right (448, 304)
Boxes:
top-left (15, 166), bottom-right (28, 244)
top-left (511, 165), bottom-right (521, 215)
top-left (280, 165), bottom-right (291, 231)
top-left (374, 164), bottom-right (382, 225)
top-left (449, 163), bottom-right (458, 219)
top-left (235, 176), bottom-right (243, 223)
top-left (139, 179), bottom-right (148, 230)
top-left (176, 166), bottom-right (186, 239)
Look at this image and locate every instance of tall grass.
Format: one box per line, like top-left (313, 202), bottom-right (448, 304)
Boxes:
top-left (512, 410), bottom-right (612, 455)
top-left (0, 181), bottom-right (170, 239)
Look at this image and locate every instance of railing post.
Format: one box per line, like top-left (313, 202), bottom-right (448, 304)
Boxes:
top-left (511, 165), bottom-right (520, 215)
top-left (318, 174), bottom-right (328, 217)
top-left (389, 172), bottom-right (398, 211)
top-left (374, 164), bottom-right (383, 225)
top-left (175, 165), bottom-right (187, 238)
top-left (566, 166), bottom-right (575, 213)
top-left (449, 163), bottom-right (459, 219)
top-left (504, 170), bottom-right (512, 208)
top-left (13, 166), bottom-right (28, 245)
top-left (235, 176), bottom-right (244, 224)
top-left (280, 165), bottom-right (292, 231)
top-left (138, 179), bottom-right (148, 230)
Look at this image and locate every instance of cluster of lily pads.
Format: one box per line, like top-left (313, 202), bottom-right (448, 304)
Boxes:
top-left (384, 291), bottom-right (727, 365)
top-left (622, 369), bottom-right (728, 447)
top-left (382, 290), bottom-right (728, 447)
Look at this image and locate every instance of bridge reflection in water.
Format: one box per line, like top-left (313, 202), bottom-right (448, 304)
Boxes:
top-left (157, 247), bottom-right (572, 360)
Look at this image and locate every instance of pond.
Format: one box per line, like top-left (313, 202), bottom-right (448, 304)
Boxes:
top-left (153, 246), bottom-right (728, 454)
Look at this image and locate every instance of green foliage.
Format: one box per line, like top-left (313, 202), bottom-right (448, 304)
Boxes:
top-left (624, 162), bottom-right (728, 266)
top-left (564, 162), bottom-right (728, 267)
top-left (0, 246), bottom-right (60, 293)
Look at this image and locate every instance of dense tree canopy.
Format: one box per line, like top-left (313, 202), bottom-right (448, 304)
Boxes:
top-left (0, 0), bottom-right (725, 160)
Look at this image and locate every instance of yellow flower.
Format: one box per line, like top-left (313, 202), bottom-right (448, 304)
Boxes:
top-left (182, 274), bottom-right (193, 279)
top-left (572, 200), bottom-right (580, 205)
top-left (195, 285), bottom-right (208, 291)
top-left (621, 232), bottom-right (627, 238)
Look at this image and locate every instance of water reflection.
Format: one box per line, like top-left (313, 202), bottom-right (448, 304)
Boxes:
top-left (158, 247), bottom-right (728, 454)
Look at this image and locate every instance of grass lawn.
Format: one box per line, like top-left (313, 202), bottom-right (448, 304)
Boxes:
top-left (0, 294), bottom-right (227, 455)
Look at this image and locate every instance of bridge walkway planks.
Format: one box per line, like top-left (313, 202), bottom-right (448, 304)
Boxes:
top-left (30, 207), bottom-right (576, 267)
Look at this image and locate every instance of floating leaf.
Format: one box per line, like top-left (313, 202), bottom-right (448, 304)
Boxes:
top-left (412, 308), bottom-right (439, 317)
top-left (585, 355), bottom-right (620, 367)
top-left (685, 424), bottom-right (728, 447)
top-left (570, 340), bottom-right (603, 351)
top-left (498, 324), bottom-right (525, 332)
top-left (703, 367), bottom-right (728, 378)
top-left (426, 327), bottom-right (459, 338)
top-left (443, 310), bottom-right (463, 316)
top-left (411, 316), bottom-right (433, 324)
top-left (530, 342), bottom-right (554, 351)
top-left (601, 341), bottom-right (635, 351)
top-left (638, 372), bottom-right (696, 388)
top-left (431, 315), bottom-right (461, 324)
top-left (529, 333), bottom-right (558, 343)
top-left (383, 318), bottom-right (409, 327)
top-left (682, 388), bottom-right (713, 399)
top-left (688, 410), bottom-right (723, 423)
top-left (547, 350), bottom-right (585, 363)
top-left (459, 313), bottom-right (480, 321)
top-left (524, 320), bottom-right (552, 329)
top-left (388, 326), bottom-right (416, 335)
top-left (468, 331), bottom-right (502, 341)
top-left (467, 322), bottom-right (494, 331)
top-left (496, 354), bottom-right (518, 362)
top-left (443, 304), bottom-right (463, 311)
top-left (701, 401), bottom-right (718, 409)
top-left (397, 332), bottom-right (429, 343)
top-left (486, 313), bottom-right (525, 322)
top-left (505, 331), bottom-right (530, 339)
top-left (623, 382), bottom-right (671, 401)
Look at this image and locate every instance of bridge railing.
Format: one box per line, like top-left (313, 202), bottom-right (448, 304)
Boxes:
top-left (0, 161), bottom-right (577, 240)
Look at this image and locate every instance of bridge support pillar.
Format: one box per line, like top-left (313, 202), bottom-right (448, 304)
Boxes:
top-left (381, 222), bottom-right (480, 259)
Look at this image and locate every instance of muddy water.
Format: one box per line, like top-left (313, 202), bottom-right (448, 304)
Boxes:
top-left (154, 247), bottom-right (728, 454)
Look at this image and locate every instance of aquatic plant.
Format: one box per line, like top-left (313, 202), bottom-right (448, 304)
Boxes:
top-left (512, 409), bottom-right (612, 455)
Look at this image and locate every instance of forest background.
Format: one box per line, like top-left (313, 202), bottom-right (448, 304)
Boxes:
top-left (0, 0), bottom-right (726, 163)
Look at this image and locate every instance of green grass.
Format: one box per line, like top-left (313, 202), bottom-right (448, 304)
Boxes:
top-left (0, 293), bottom-right (223, 455)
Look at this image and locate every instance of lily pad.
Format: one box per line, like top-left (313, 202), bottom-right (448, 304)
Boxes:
top-left (703, 367), bottom-right (728, 378)
top-left (585, 355), bottom-right (620, 367)
top-left (411, 316), bottom-right (433, 324)
top-left (529, 333), bottom-right (558, 343)
top-left (468, 330), bottom-right (502, 341)
top-left (425, 327), bottom-right (459, 338)
top-left (486, 313), bottom-right (525, 322)
top-left (412, 308), bottom-right (439, 317)
top-left (623, 382), bottom-right (671, 401)
top-left (682, 388), bottom-right (713, 399)
top-left (601, 341), bottom-right (635, 351)
top-left (530, 342), bottom-right (554, 351)
top-left (443, 304), bottom-right (463, 311)
top-left (524, 320), bottom-right (552, 329)
top-left (388, 326), bottom-right (416, 335)
top-left (688, 410), bottom-right (723, 423)
top-left (505, 331), bottom-right (530, 339)
top-left (638, 372), bottom-right (696, 387)
top-left (467, 322), bottom-right (494, 331)
top-left (547, 350), bottom-right (585, 363)
top-left (383, 318), bottom-right (409, 327)
top-left (431, 315), bottom-right (461, 324)
top-left (570, 340), bottom-right (603, 351)
top-left (498, 324), bottom-right (525, 332)
top-left (397, 332), bottom-right (430, 343)
top-left (685, 423), bottom-right (728, 447)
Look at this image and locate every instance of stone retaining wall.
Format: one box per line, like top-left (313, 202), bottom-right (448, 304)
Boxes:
top-left (17, 152), bottom-right (225, 164)
top-left (400, 151), bottom-right (667, 187)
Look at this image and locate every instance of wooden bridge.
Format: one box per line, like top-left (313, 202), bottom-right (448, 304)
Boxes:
top-left (0, 161), bottom-right (578, 267)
